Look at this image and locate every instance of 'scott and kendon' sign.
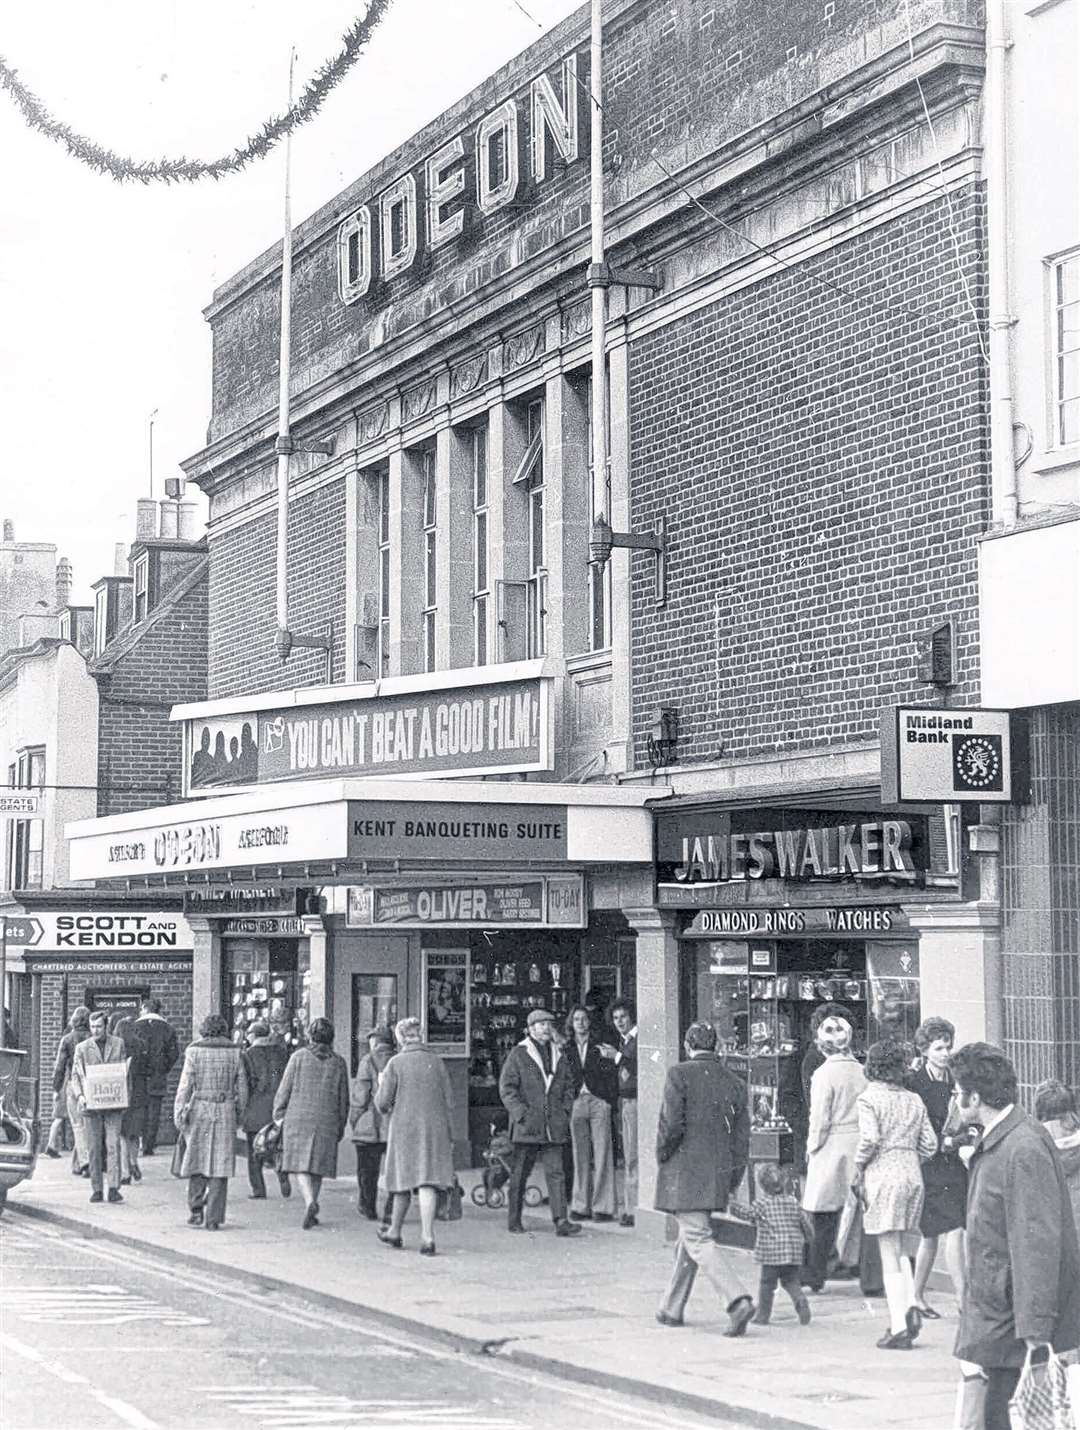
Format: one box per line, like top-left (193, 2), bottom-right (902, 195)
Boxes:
top-left (184, 677), bottom-right (548, 793)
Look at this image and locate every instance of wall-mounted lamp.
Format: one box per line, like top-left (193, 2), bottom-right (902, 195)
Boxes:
top-left (647, 707), bottom-right (679, 767)
top-left (588, 513), bottom-right (667, 606)
top-left (916, 620), bottom-right (953, 688)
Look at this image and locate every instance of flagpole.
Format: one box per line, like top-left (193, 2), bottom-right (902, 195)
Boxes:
top-left (274, 50), bottom-right (296, 660)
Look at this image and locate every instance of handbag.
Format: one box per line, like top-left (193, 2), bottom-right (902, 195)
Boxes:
top-left (1009, 1347), bottom-right (1075, 1430)
top-left (251, 1121), bottom-right (282, 1166)
top-left (170, 1132), bottom-right (187, 1179)
top-left (436, 1177), bottom-right (464, 1222)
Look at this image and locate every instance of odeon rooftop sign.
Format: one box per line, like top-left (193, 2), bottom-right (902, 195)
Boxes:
top-left (336, 54), bottom-right (581, 304)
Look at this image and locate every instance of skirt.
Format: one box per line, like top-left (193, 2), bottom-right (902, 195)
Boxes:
top-left (863, 1148), bottom-right (925, 1235)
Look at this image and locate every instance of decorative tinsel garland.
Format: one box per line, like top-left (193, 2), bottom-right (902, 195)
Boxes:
top-left (0, 0), bottom-right (392, 184)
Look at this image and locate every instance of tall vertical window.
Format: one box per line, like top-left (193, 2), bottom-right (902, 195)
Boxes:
top-left (133, 554), bottom-right (149, 623)
top-left (525, 398), bottom-right (546, 658)
top-left (1053, 252), bottom-right (1080, 447)
top-left (421, 447), bottom-right (437, 672)
top-left (585, 375), bottom-right (612, 651)
top-left (94, 586), bottom-right (108, 656)
top-left (472, 427), bottom-right (489, 666)
top-left (378, 468), bottom-right (391, 677)
top-left (9, 748), bottom-right (44, 890)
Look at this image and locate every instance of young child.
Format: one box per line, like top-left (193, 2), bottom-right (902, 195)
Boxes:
top-left (730, 1164), bottom-right (812, 1326)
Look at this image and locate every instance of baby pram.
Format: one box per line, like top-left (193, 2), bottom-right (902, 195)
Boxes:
top-left (470, 1126), bottom-right (543, 1209)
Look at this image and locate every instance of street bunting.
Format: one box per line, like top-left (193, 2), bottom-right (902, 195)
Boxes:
top-left (880, 706), bottom-right (1018, 803)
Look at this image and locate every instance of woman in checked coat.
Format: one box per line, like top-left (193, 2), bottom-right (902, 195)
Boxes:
top-left (174, 1013), bottom-right (248, 1230)
top-left (273, 1018), bottom-right (350, 1230)
top-left (853, 1040), bottom-right (937, 1350)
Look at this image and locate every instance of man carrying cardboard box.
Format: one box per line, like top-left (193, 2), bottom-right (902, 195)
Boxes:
top-left (71, 1010), bottom-right (127, 1204)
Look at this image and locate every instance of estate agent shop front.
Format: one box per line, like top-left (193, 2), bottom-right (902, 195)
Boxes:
top-left (66, 671), bottom-right (661, 1167)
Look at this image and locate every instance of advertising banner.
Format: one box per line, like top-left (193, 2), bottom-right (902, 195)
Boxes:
top-left (345, 875), bottom-right (585, 929)
top-left (184, 677), bottom-right (549, 792)
top-left (423, 949), bottom-right (469, 1053)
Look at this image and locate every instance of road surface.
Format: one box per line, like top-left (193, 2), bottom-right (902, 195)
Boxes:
top-left (0, 1217), bottom-right (757, 1430)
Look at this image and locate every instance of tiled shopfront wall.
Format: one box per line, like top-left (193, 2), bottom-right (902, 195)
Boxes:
top-left (628, 190), bottom-right (989, 766)
top-left (1002, 704), bottom-right (1080, 1101)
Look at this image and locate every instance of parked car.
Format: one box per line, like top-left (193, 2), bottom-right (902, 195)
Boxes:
top-left (0, 1047), bottom-right (38, 1212)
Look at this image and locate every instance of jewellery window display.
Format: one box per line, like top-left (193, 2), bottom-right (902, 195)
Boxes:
top-left (468, 951), bottom-right (571, 1094)
top-left (224, 938), bottom-right (310, 1048)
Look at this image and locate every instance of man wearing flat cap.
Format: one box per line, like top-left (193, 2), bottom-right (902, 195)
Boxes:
top-left (498, 1008), bottom-right (581, 1237)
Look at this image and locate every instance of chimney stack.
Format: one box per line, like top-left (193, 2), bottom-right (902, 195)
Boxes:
top-left (2, 518), bottom-right (13, 543)
top-left (159, 500), bottom-right (179, 539)
top-left (114, 542), bottom-right (128, 576)
top-left (136, 498), bottom-right (158, 541)
top-left (56, 557), bottom-right (73, 609)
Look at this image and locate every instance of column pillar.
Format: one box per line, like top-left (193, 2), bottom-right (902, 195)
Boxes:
top-left (304, 916), bottom-right (329, 1024)
top-left (625, 906), bottom-right (680, 1234)
top-left (188, 917), bottom-right (221, 1038)
top-left (907, 902), bottom-right (1003, 1047)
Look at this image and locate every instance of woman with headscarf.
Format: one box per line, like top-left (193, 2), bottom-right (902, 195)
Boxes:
top-left (273, 1017), bottom-right (350, 1230)
top-left (375, 1017), bottom-right (455, 1256)
top-left (801, 1014), bottom-right (867, 1292)
top-left (174, 1013), bottom-right (247, 1230)
top-left (349, 1026), bottom-right (395, 1221)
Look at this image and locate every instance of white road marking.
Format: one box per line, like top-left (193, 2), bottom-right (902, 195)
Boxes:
top-left (205, 1386), bottom-right (522, 1428)
top-left (2, 1284), bottom-right (210, 1327)
top-left (7, 1220), bottom-right (714, 1430)
top-left (0, 1331), bottom-right (161, 1429)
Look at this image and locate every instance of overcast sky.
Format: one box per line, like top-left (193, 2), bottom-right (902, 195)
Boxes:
top-left (0, 0), bottom-right (582, 603)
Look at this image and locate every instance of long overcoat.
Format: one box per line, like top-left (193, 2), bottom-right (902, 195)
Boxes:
top-left (375, 1042), bottom-right (454, 1192)
top-left (114, 1016), bottom-right (150, 1141)
top-left (240, 1038), bottom-right (290, 1136)
top-left (498, 1038), bottom-right (575, 1144)
top-left (173, 1037), bottom-right (247, 1179)
top-left (802, 1053), bottom-right (867, 1213)
top-left (350, 1045), bottom-right (394, 1144)
top-left (136, 1014), bottom-right (180, 1098)
top-left (274, 1043), bottom-right (350, 1177)
top-left (956, 1106), bottom-right (1080, 1368)
top-left (654, 1052), bottom-right (749, 1213)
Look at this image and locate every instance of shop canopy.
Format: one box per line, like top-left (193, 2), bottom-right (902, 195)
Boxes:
top-left (66, 777), bottom-right (665, 887)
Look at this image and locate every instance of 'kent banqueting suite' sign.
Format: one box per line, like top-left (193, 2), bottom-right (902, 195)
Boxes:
top-left (183, 675), bottom-right (550, 794)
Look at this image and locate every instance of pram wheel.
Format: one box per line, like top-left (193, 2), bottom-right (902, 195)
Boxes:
top-left (487, 1188), bottom-right (506, 1209)
top-left (470, 1184), bottom-right (488, 1208)
top-left (524, 1185), bottom-right (543, 1207)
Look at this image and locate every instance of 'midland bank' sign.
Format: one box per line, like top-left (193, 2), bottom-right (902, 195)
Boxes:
top-left (337, 55), bottom-right (582, 304)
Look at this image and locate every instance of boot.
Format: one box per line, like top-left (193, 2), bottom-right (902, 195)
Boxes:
top-left (752, 1284), bottom-right (774, 1325)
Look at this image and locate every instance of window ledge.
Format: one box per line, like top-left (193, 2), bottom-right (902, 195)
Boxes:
top-left (566, 648), bottom-right (613, 676)
top-left (1030, 446), bottom-right (1080, 477)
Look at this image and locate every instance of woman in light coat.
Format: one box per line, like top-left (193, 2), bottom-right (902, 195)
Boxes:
top-left (853, 1041), bottom-right (937, 1349)
top-left (801, 1016), bottom-right (867, 1291)
top-left (273, 1018), bottom-right (350, 1230)
top-left (375, 1017), bottom-right (454, 1256)
top-left (349, 1026), bottom-right (395, 1221)
top-left (51, 1006), bottom-right (91, 1171)
top-left (174, 1013), bottom-right (247, 1230)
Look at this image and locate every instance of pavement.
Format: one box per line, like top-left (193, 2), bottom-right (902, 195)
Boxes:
top-left (5, 1155), bottom-right (962, 1430)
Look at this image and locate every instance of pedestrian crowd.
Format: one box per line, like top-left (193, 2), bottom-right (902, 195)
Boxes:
top-left (47, 993), bottom-right (1080, 1430)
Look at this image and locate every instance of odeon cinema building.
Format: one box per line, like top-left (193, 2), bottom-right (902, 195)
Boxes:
top-left (70, 0), bottom-right (1002, 1207)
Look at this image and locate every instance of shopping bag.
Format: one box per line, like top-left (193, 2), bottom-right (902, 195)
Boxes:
top-left (1009, 1348), bottom-right (1075, 1430)
top-left (170, 1132), bottom-right (187, 1179)
top-left (835, 1188), bottom-right (863, 1267)
top-left (83, 1060), bottom-right (130, 1112)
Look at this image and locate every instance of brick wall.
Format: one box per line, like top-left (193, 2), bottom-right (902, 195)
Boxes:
top-left (208, 481), bottom-right (346, 699)
top-left (34, 959), bottom-right (193, 1146)
top-left (628, 188), bottom-right (990, 767)
top-left (96, 569), bottom-right (209, 816)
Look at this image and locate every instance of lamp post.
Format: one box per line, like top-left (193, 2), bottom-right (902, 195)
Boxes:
top-left (148, 408), bottom-right (159, 500)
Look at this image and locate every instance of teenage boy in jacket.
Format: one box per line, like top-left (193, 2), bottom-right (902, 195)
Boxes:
top-left (602, 999), bottom-right (639, 1227)
top-left (499, 1008), bottom-right (582, 1238)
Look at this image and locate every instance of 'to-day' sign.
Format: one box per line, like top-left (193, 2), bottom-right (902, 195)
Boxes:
top-left (185, 677), bottom-right (549, 792)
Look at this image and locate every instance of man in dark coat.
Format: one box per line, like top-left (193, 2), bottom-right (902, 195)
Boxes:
top-left (952, 1042), bottom-right (1080, 1430)
top-left (240, 1021), bottom-right (291, 1199)
top-left (498, 1008), bottom-right (581, 1238)
top-left (655, 1020), bottom-right (755, 1336)
top-left (135, 998), bottom-right (179, 1155)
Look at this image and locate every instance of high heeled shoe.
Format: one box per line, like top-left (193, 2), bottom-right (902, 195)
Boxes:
top-left (876, 1328), bottom-right (913, 1350)
top-left (377, 1227), bottom-right (403, 1248)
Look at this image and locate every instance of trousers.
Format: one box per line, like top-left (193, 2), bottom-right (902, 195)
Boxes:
top-left (658, 1211), bottom-right (752, 1321)
top-left (508, 1142), bottom-right (567, 1227)
top-left (354, 1142), bottom-right (387, 1219)
top-left (84, 1111), bottom-right (122, 1194)
top-left (984, 1366), bottom-right (1021, 1430)
top-left (806, 1208), bottom-right (841, 1288)
top-left (188, 1174), bottom-right (228, 1227)
top-left (620, 1099), bottom-right (638, 1216)
top-left (570, 1090), bottom-right (615, 1216)
top-left (246, 1142), bottom-right (290, 1198)
top-left (143, 1095), bottom-right (164, 1153)
top-left (756, 1263), bottom-right (805, 1322)
top-left (67, 1085), bottom-right (90, 1169)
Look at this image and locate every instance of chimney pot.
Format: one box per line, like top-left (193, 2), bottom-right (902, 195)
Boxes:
top-left (2, 519), bottom-right (13, 543)
top-left (136, 498), bottom-right (158, 540)
top-left (178, 501), bottom-right (199, 542)
top-left (56, 557), bottom-right (73, 608)
top-left (159, 500), bottom-right (179, 539)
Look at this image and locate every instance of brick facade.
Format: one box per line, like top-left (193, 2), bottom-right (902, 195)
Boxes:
top-left (627, 189), bottom-right (989, 768)
top-left (207, 482), bottom-right (346, 699)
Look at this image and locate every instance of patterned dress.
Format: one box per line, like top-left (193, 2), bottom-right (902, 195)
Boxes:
top-left (854, 1082), bottom-right (937, 1234)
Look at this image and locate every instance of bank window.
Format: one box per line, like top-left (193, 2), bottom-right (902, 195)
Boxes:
top-left (1052, 251), bottom-right (1080, 446)
top-left (133, 554), bottom-right (149, 623)
top-left (10, 748), bottom-right (44, 890)
top-left (585, 374), bottom-right (612, 651)
top-left (524, 399), bottom-right (546, 658)
top-left (421, 447), bottom-right (437, 672)
top-left (472, 427), bottom-right (489, 667)
top-left (378, 468), bottom-right (391, 677)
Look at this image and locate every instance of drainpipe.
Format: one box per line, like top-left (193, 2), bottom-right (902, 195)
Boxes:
top-left (588, 0), bottom-right (608, 533)
top-left (273, 54), bottom-right (296, 663)
top-left (986, 0), bottom-right (1017, 528)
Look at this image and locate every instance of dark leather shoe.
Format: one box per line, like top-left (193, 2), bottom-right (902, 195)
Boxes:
top-left (593, 1213), bottom-right (615, 1222)
top-left (377, 1227), bottom-right (403, 1248)
top-left (555, 1220), bottom-right (582, 1237)
top-left (619, 1214), bottom-right (635, 1227)
top-left (120, 1177), bottom-right (131, 1186)
top-left (877, 1329), bottom-right (913, 1350)
top-left (46, 1147), bottom-right (62, 1158)
top-left (278, 1176), bottom-right (292, 1198)
top-left (187, 1210), bottom-right (204, 1226)
top-left (302, 1204), bottom-right (319, 1230)
top-left (569, 1209), bottom-right (591, 1221)
top-left (249, 1192), bottom-right (267, 1200)
top-left (205, 1221), bottom-right (220, 1231)
top-left (130, 1166), bottom-right (142, 1183)
top-left (89, 1191), bottom-right (104, 1203)
top-left (905, 1306), bottom-right (922, 1342)
top-left (723, 1296), bottom-right (755, 1337)
top-left (107, 1189), bottom-right (123, 1204)
top-left (419, 1241), bottom-right (436, 1256)
top-left (655, 1311), bottom-right (684, 1327)
top-left (507, 1223), bottom-right (526, 1234)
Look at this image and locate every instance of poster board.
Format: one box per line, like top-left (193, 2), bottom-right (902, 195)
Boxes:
top-left (421, 948), bottom-right (469, 1055)
top-left (83, 1060), bottom-right (130, 1112)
